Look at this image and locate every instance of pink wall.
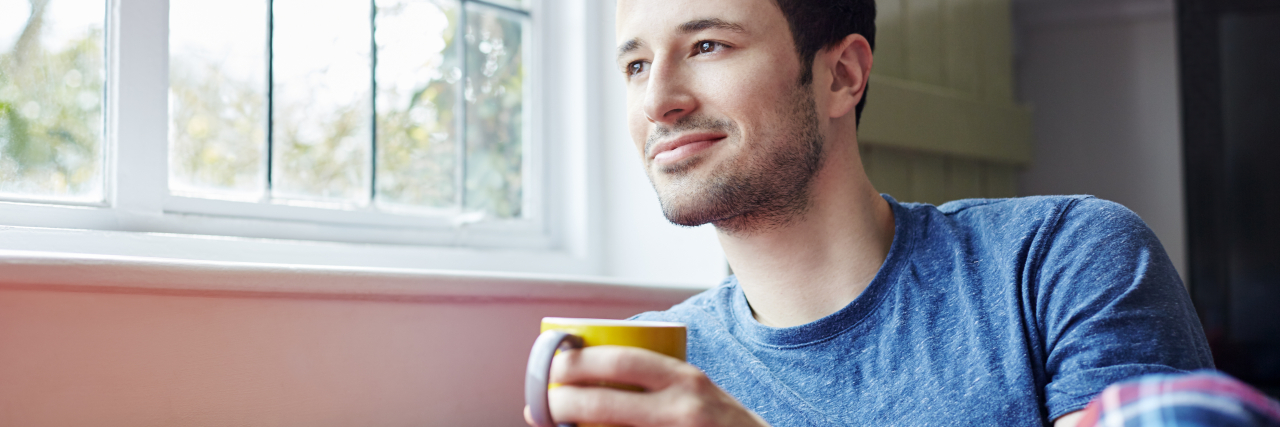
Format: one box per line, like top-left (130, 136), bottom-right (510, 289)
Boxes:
top-left (0, 253), bottom-right (699, 426)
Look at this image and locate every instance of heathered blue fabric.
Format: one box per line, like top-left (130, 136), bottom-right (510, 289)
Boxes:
top-left (631, 195), bottom-right (1214, 426)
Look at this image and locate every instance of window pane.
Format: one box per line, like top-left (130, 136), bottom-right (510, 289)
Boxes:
top-left (476, 0), bottom-right (528, 11)
top-left (0, 0), bottom-right (104, 202)
top-left (169, 0), bottom-right (267, 200)
top-left (374, 0), bottom-right (459, 210)
top-left (464, 5), bottom-right (524, 218)
top-left (272, 0), bottom-right (372, 204)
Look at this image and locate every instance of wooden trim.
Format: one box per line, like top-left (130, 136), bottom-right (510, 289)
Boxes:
top-left (859, 74), bottom-right (1033, 165)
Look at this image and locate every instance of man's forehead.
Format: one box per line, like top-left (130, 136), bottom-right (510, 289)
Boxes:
top-left (615, 0), bottom-right (781, 49)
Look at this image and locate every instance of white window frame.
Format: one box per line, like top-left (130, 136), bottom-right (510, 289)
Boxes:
top-left (0, 0), bottom-right (610, 275)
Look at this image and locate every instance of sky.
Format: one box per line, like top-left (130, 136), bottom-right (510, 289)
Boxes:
top-left (170, 0), bottom-right (268, 86)
top-left (6, 0), bottom-right (474, 120)
top-left (170, 0), bottom-right (453, 140)
top-left (1, 0), bottom-right (105, 53)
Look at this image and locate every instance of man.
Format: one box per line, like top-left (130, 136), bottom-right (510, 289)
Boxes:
top-left (526, 0), bottom-right (1214, 425)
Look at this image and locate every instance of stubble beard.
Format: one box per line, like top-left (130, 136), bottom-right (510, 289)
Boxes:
top-left (646, 84), bottom-right (825, 236)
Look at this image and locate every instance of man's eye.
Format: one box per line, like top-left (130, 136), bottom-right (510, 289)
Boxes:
top-left (696, 41), bottom-right (723, 54)
top-left (626, 61), bottom-right (648, 77)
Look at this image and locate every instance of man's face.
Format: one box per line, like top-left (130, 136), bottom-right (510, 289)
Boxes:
top-left (616, 0), bottom-right (826, 234)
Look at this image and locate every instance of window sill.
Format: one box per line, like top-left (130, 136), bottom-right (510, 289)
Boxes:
top-left (0, 221), bottom-right (612, 276)
top-left (0, 248), bottom-right (705, 304)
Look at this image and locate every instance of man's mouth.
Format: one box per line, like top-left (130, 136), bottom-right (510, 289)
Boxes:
top-left (649, 133), bottom-right (727, 166)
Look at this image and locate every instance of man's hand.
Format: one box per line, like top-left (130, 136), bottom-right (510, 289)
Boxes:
top-left (523, 345), bottom-right (770, 427)
top-left (1053, 410), bottom-right (1083, 427)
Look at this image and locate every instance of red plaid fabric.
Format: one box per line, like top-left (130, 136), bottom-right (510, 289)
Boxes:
top-left (1077, 370), bottom-right (1280, 427)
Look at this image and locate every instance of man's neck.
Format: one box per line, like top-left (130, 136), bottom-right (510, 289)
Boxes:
top-left (717, 141), bottom-right (895, 328)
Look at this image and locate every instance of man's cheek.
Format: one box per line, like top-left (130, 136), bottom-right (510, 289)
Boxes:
top-left (629, 131), bottom-right (646, 159)
top-left (627, 118), bottom-right (647, 158)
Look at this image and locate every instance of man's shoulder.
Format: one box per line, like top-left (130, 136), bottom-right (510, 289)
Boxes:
top-left (902, 195), bottom-right (1143, 240)
top-left (892, 194), bottom-right (1161, 276)
top-left (630, 279), bottom-right (737, 325)
top-left (929, 194), bottom-right (1115, 218)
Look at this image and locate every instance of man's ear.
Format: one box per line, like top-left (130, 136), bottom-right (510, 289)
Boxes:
top-left (820, 34), bottom-right (873, 120)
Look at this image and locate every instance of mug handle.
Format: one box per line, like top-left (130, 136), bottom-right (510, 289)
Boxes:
top-left (525, 330), bottom-right (585, 427)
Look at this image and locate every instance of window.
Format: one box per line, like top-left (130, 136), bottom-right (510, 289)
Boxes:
top-left (0, 0), bottom-right (106, 204)
top-left (0, 0), bottom-right (606, 274)
top-left (168, 0), bottom-right (533, 226)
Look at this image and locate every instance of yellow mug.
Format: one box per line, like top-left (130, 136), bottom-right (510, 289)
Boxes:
top-left (525, 317), bottom-right (687, 427)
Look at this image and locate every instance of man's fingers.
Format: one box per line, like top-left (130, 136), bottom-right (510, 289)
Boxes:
top-left (549, 345), bottom-right (695, 391)
top-left (548, 384), bottom-right (659, 426)
top-left (543, 348), bottom-right (769, 427)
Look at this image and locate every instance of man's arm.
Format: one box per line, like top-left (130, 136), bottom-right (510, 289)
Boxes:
top-left (1034, 198), bottom-right (1214, 419)
top-left (523, 346), bottom-right (770, 427)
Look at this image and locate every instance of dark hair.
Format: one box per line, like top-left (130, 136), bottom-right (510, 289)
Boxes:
top-left (772, 0), bottom-right (876, 125)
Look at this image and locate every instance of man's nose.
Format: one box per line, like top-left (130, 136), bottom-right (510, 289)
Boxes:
top-left (642, 60), bottom-right (697, 125)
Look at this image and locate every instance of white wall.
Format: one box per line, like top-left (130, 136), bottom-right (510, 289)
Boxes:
top-left (1014, 0), bottom-right (1186, 279)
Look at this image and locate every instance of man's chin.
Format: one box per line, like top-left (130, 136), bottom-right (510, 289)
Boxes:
top-left (647, 156), bottom-right (741, 227)
top-left (660, 202), bottom-right (728, 228)
top-left (654, 184), bottom-right (738, 228)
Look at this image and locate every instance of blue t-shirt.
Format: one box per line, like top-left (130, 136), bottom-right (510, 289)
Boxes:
top-left (632, 195), bottom-right (1213, 426)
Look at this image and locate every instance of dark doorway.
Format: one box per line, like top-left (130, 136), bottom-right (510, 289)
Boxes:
top-left (1178, 0), bottom-right (1280, 396)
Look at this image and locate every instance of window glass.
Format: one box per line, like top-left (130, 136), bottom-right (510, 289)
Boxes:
top-left (464, 3), bottom-right (524, 218)
top-left (479, 0), bottom-right (527, 10)
top-left (165, 0), bottom-right (529, 221)
top-left (374, 0), bottom-right (460, 211)
top-left (271, 0), bottom-right (373, 204)
top-left (0, 0), bottom-right (104, 202)
top-left (169, 0), bottom-right (268, 200)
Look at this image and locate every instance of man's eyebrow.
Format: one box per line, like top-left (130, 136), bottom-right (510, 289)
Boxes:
top-left (616, 18), bottom-right (747, 61)
top-left (617, 38), bottom-right (644, 61)
top-left (677, 18), bottom-right (747, 34)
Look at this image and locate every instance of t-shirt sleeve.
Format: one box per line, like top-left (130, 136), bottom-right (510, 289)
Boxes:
top-left (1034, 198), bottom-right (1214, 420)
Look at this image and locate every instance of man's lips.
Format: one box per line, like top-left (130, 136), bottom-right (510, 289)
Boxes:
top-left (649, 133), bottom-right (726, 165)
